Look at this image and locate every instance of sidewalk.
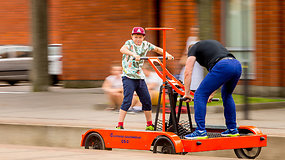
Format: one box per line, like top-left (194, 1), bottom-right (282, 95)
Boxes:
top-left (0, 84), bottom-right (284, 159)
top-left (0, 84), bottom-right (284, 136)
top-left (0, 144), bottom-right (237, 160)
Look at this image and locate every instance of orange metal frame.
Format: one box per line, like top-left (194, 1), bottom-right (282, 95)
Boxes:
top-left (81, 126), bottom-right (267, 153)
top-left (146, 57), bottom-right (195, 97)
top-left (146, 28), bottom-right (174, 132)
top-left (81, 129), bottom-right (184, 152)
top-left (181, 126), bottom-right (267, 152)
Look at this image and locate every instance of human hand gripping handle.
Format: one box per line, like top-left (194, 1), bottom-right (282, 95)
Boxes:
top-left (133, 54), bottom-right (140, 61)
top-left (166, 53), bottom-right (174, 60)
top-left (132, 56), bottom-right (174, 61)
top-left (180, 97), bottom-right (220, 102)
top-left (182, 93), bottom-right (193, 102)
top-left (133, 56), bottom-right (167, 60)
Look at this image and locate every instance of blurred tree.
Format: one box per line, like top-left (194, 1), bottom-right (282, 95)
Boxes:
top-left (30, 0), bottom-right (50, 92)
top-left (197, 0), bottom-right (213, 40)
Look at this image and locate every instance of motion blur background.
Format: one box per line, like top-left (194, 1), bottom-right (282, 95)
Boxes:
top-left (0, 0), bottom-right (284, 97)
top-left (0, 1), bottom-right (284, 159)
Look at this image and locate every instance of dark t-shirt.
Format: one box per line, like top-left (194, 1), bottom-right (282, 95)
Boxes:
top-left (188, 40), bottom-right (235, 71)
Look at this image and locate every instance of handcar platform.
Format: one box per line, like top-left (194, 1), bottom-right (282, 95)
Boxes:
top-left (81, 125), bottom-right (266, 157)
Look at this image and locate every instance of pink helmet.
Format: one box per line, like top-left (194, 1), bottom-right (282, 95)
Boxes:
top-left (132, 27), bottom-right (145, 35)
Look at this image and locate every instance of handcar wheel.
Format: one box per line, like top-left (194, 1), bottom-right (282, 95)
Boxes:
top-left (153, 136), bottom-right (175, 154)
top-left (85, 132), bottom-right (106, 150)
top-left (234, 147), bottom-right (262, 159)
top-left (7, 80), bottom-right (18, 86)
top-left (179, 152), bottom-right (188, 155)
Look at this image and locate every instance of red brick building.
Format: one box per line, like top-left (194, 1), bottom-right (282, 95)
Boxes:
top-left (0, 0), bottom-right (284, 97)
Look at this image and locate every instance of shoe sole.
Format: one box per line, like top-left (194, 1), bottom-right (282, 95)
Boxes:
top-left (145, 128), bottom-right (154, 131)
top-left (221, 133), bottom-right (240, 137)
top-left (185, 136), bottom-right (208, 140)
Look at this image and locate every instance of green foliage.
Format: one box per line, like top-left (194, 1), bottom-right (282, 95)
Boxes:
top-left (179, 93), bottom-right (285, 107)
top-left (208, 93), bottom-right (285, 106)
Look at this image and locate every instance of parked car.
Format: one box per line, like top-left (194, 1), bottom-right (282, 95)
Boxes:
top-left (0, 44), bottom-right (62, 85)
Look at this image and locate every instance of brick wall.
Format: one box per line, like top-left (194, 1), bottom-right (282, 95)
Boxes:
top-left (254, 0), bottom-right (285, 87)
top-left (60, 0), bottom-right (197, 80)
top-left (213, 0), bottom-right (222, 43)
top-left (49, 0), bottom-right (62, 43)
top-left (0, 0), bottom-right (30, 45)
top-left (0, 0), bottom-right (61, 45)
top-left (0, 0), bottom-right (284, 95)
top-left (59, 0), bottom-right (159, 81)
top-left (0, 0), bottom-right (197, 82)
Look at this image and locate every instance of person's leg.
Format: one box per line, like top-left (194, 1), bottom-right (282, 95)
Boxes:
top-left (149, 90), bottom-right (159, 106)
top-left (221, 80), bottom-right (239, 129)
top-left (194, 74), bottom-right (224, 130)
top-left (118, 109), bottom-right (127, 124)
top-left (144, 111), bottom-right (152, 122)
top-left (131, 95), bottom-right (141, 107)
top-left (136, 79), bottom-right (153, 129)
top-left (112, 92), bottom-right (123, 109)
top-left (136, 80), bottom-right (152, 111)
top-left (116, 92), bottom-right (124, 110)
top-left (221, 60), bottom-right (242, 129)
top-left (105, 92), bottom-right (117, 110)
top-left (117, 77), bottom-right (136, 127)
top-left (194, 60), bottom-right (235, 131)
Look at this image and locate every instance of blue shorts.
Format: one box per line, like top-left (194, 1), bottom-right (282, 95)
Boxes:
top-left (121, 76), bottom-right (152, 111)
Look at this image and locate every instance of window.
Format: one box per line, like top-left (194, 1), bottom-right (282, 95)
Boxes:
top-left (223, 0), bottom-right (255, 79)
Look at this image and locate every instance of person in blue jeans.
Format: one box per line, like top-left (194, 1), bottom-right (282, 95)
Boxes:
top-left (183, 40), bottom-right (242, 139)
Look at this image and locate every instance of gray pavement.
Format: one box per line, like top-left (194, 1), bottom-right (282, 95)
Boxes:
top-left (0, 83), bottom-right (284, 136)
top-left (0, 144), bottom-right (237, 160)
top-left (0, 83), bottom-right (285, 159)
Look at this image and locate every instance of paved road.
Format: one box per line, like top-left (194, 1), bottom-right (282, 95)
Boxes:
top-left (0, 144), bottom-right (238, 160)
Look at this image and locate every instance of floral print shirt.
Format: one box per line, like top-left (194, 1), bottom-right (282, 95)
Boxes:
top-left (122, 40), bottom-right (155, 79)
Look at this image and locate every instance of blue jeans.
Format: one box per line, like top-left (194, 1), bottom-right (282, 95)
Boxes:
top-left (121, 76), bottom-right (152, 111)
top-left (194, 59), bottom-right (242, 130)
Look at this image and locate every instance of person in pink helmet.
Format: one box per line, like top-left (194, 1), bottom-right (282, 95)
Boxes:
top-left (116, 27), bottom-right (174, 130)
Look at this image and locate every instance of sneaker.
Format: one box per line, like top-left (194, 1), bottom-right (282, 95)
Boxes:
top-left (221, 128), bottom-right (240, 137)
top-left (185, 130), bottom-right (208, 140)
top-left (116, 126), bottom-right (124, 129)
top-left (145, 125), bottom-right (154, 131)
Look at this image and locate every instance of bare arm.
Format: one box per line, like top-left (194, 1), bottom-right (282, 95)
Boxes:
top-left (153, 46), bottom-right (174, 60)
top-left (120, 45), bottom-right (140, 61)
top-left (208, 90), bottom-right (217, 102)
top-left (183, 56), bottom-right (196, 101)
top-left (102, 79), bottom-right (112, 93)
top-left (147, 82), bottom-right (158, 90)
